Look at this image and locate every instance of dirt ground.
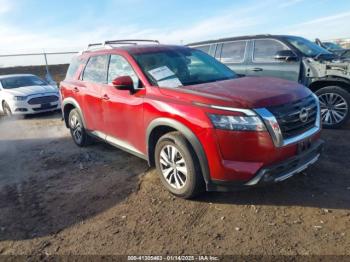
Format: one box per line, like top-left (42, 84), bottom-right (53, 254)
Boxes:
top-left (0, 112), bottom-right (349, 257)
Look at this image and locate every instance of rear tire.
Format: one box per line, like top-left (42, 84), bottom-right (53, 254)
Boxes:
top-left (316, 86), bottom-right (350, 129)
top-left (155, 131), bottom-right (205, 199)
top-left (68, 109), bottom-right (91, 147)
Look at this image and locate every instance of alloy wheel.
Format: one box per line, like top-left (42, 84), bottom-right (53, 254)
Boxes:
top-left (70, 114), bottom-right (83, 143)
top-left (319, 93), bottom-right (348, 125)
top-left (159, 145), bottom-right (188, 190)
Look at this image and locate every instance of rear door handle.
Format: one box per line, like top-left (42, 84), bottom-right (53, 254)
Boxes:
top-left (102, 94), bottom-right (110, 100)
top-left (251, 68), bottom-right (263, 72)
top-left (73, 87), bottom-right (79, 92)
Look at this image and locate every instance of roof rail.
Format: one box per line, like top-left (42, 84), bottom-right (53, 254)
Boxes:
top-left (88, 43), bottom-right (104, 48)
top-left (81, 39), bottom-right (160, 54)
top-left (104, 39), bottom-right (160, 45)
top-left (83, 42), bottom-right (113, 53)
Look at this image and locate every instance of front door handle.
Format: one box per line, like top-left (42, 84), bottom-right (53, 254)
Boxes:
top-left (73, 87), bottom-right (79, 92)
top-left (251, 68), bottom-right (263, 72)
top-left (102, 94), bottom-right (110, 100)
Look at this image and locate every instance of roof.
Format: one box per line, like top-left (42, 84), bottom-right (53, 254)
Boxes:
top-left (187, 34), bottom-right (292, 46)
top-left (120, 44), bottom-right (191, 54)
top-left (0, 74), bottom-right (35, 79)
top-left (83, 44), bottom-right (191, 56)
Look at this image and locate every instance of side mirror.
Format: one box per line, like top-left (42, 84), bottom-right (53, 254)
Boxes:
top-left (112, 76), bottom-right (134, 91)
top-left (236, 74), bottom-right (246, 78)
top-left (274, 50), bottom-right (298, 61)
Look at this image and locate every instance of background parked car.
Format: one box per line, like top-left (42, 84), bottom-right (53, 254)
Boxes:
top-left (0, 74), bottom-right (60, 116)
top-left (188, 34), bottom-right (350, 129)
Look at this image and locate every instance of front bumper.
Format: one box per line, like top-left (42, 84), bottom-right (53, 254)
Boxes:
top-left (8, 100), bottom-right (61, 115)
top-left (207, 139), bottom-right (324, 192)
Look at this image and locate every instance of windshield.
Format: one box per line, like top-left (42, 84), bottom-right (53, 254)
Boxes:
top-left (323, 42), bottom-right (343, 50)
top-left (286, 36), bottom-right (332, 57)
top-left (1, 75), bottom-right (47, 89)
top-left (132, 48), bottom-right (237, 87)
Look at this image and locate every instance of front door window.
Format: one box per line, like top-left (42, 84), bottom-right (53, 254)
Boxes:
top-left (253, 39), bottom-right (290, 63)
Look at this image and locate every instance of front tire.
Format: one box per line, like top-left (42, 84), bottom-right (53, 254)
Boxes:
top-left (68, 109), bottom-right (91, 147)
top-left (2, 102), bottom-right (12, 117)
top-left (155, 132), bottom-right (205, 199)
top-left (316, 86), bottom-right (350, 129)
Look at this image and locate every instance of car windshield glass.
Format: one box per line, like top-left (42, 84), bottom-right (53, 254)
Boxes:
top-left (132, 48), bottom-right (237, 87)
top-left (324, 42), bottom-right (343, 50)
top-left (1, 76), bottom-right (47, 89)
top-left (286, 36), bottom-right (332, 57)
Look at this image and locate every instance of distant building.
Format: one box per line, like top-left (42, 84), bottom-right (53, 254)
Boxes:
top-left (329, 38), bottom-right (350, 48)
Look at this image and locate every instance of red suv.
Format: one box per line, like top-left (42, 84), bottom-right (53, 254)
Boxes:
top-left (60, 40), bottom-right (324, 198)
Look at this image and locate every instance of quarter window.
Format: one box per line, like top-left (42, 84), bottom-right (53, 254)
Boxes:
top-left (66, 57), bottom-right (85, 80)
top-left (83, 55), bottom-right (109, 83)
top-left (253, 39), bottom-right (289, 62)
top-left (108, 55), bottom-right (139, 89)
top-left (221, 41), bottom-right (246, 63)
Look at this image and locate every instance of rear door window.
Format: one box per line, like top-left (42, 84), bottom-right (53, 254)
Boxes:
top-left (83, 55), bottom-right (109, 83)
top-left (220, 41), bottom-right (247, 63)
top-left (253, 39), bottom-right (289, 62)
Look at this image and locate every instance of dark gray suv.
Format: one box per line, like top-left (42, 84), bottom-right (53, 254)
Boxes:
top-left (188, 35), bottom-right (350, 129)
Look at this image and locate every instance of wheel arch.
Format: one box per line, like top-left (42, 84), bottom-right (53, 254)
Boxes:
top-left (146, 118), bottom-right (210, 184)
top-left (62, 98), bottom-right (86, 128)
top-left (1, 99), bottom-right (7, 113)
top-left (309, 76), bottom-right (350, 93)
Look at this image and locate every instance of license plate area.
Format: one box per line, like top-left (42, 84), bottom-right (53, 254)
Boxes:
top-left (298, 138), bottom-right (312, 154)
top-left (40, 103), bottom-right (51, 109)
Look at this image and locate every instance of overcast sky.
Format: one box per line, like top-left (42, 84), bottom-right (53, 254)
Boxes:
top-left (0, 0), bottom-right (349, 66)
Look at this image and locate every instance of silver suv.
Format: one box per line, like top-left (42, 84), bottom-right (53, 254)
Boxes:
top-left (189, 35), bottom-right (350, 129)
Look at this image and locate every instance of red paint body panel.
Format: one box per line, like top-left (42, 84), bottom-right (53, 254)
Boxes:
top-left (60, 45), bottom-right (322, 185)
top-left (101, 85), bottom-right (145, 151)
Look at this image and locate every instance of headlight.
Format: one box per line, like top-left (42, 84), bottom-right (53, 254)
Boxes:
top-left (13, 96), bottom-right (27, 101)
top-left (209, 114), bottom-right (266, 131)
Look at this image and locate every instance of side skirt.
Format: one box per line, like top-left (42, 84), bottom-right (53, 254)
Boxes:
top-left (90, 131), bottom-right (148, 161)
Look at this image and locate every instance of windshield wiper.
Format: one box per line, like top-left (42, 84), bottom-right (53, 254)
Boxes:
top-left (212, 76), bottom-right (236, 82)
top-left (314, 52), bottom-right (335, 60)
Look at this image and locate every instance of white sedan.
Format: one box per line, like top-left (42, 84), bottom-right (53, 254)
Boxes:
top-left (0, 74), bottom-right (61, 116)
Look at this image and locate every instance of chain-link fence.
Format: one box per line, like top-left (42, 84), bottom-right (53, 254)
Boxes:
top-left (0, 51), bottom-right (78, 83)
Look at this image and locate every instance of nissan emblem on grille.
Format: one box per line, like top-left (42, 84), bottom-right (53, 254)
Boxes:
top-left (267, 95), bottom-right (317, 139)
top-left (299, 108), bottom-right (309, 123)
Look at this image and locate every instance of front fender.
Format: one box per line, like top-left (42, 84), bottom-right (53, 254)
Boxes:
top-left (146, 117), bottom-right (210, 184)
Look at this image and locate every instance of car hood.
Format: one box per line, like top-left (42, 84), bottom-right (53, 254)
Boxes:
top-left (176, 77), bottom-right (311, 108)
top-left (338, 49), bottom-right (350, 58)
top-left (3, 85), bottom-right (58, 97)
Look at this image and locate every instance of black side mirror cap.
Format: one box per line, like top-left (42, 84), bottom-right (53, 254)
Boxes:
top-left (274, 50), bottom-right (298, 61)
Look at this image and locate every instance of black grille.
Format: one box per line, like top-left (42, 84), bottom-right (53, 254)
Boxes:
top-left (268, 95), bottom-right (317, 139)
top-left (28, 96), bottom-right (58, 105)
top-left (33, 105), bottom-right (58, 111)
